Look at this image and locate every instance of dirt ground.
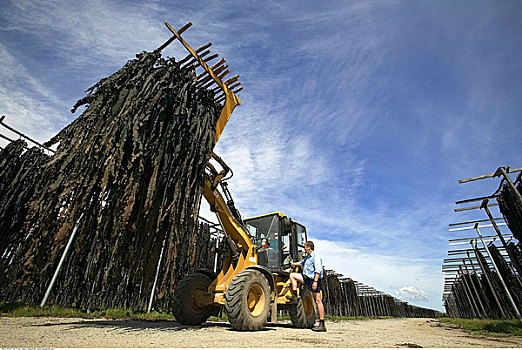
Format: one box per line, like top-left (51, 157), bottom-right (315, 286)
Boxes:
top-left (1, 316), bottom-right (522, 348)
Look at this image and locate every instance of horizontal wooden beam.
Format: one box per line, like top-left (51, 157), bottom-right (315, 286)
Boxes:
top-left (449, 217), bottom-right (503, 227)
top-left (454, 202), bottom-right (498, 212)
top-left (0, 116), bottom-right (55, 153)
top-left (459, 167), bottom-right (522, 183)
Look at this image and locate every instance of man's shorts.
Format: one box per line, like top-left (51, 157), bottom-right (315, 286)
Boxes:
top-left (303, 276), bottom-right (322, 293)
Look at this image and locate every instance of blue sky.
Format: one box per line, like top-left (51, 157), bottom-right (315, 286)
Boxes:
top-left (1, 0), bottom-right (521, 311)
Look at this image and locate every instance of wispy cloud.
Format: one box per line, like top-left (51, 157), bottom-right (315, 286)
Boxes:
top-left (2, 0), bottom-right (169, 69)
top-left (0, 43), bottom-right (67, 145)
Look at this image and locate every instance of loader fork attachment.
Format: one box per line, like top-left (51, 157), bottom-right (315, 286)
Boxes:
top-left (157, 21), bottom-right (243, 145)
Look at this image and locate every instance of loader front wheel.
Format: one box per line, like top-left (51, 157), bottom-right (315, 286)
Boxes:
top-left (224, 270), bottom-right (271, 330)
top-left (288, 287), bottom-right (316, 328)
top-left (172, 273), bottom-right (213, 325)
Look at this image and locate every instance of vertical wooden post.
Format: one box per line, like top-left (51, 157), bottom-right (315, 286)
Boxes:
top-left (463, 258), bottom-right (487, 317)
top-left (481, 199), bottom-right (520, 275)
top-left (476, 224), bottom-right (522, 321)
top-left (458, 267), bottom-right (479, 318)
top-left (473, 242), bottom-right (506, 318)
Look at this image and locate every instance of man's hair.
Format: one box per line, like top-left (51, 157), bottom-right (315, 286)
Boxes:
top-left (304, 241), bottom-right (314, 250)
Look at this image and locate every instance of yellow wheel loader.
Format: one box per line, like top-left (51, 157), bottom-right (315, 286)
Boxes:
top-left (162, 22), bottom-right (316, 330)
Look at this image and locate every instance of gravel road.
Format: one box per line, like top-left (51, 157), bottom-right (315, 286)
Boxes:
top-left (2, 317), bottom-right (522, 348)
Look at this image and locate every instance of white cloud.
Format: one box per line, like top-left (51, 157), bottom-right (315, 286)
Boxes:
top-left (395, 286), bottom-right (432, 302)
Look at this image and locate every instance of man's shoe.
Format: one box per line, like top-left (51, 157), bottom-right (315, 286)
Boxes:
top-left (312, 320), bottom-right (327, 332)
top-left (286, 295), bottom-right (297, 303)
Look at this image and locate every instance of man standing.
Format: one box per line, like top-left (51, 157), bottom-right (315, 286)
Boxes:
top-left (287, 241), bottom-right (326, 332)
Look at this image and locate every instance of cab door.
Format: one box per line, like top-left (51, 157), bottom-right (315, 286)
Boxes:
top-left (291, 222), bottom-right (307, 261)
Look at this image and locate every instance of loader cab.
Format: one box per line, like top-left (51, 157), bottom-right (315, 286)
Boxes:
top-left (244, 213), bottom-right (308, 273)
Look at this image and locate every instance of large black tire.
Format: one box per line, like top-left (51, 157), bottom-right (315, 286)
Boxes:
top-left (289, 286), bottom-right (316, 328)
top-left (224, 270), bottom-right (271, 331)
top-left (172, 272), bottom-right (213, 325)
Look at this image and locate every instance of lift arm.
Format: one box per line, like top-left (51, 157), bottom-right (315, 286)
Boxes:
top-left (161, 22), bottom-right (254, 301)
top-left (203, 153), bottom-right (258, 300)
top-left (203, 152), bottom-right (253, 254)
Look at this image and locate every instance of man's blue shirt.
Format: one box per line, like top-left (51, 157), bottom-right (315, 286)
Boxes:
top-left (300, 251), bottom-right (323, 279)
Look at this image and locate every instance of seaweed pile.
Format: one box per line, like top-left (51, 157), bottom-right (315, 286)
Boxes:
top-left (0, 51), bottom-right (221, 311)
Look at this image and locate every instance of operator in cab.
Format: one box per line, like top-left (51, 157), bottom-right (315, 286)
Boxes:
top-left (287, 241), bottom-right (326, 332)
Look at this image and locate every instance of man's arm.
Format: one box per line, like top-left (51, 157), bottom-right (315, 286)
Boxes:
top-left (313, 254), bottom-right (322, 279)
top-left (312, 255), bottom-right (322, 291)
top-left (291, 255), bottom-right (306, 267)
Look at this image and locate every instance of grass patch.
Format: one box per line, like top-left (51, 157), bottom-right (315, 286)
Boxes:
top-left (439, 317), bottom-right (522, 337)
top-left (0, 302), bottom-right (176, 320)
top-left (0, 302), bottom-right (85, 318)
top-left (209, 315), bottom-right (228, 321)
top-left (0, 302), bottom-right (230, 322)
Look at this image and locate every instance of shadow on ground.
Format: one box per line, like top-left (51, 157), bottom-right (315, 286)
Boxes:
top-left (28, 319), bottom-right (289, 333)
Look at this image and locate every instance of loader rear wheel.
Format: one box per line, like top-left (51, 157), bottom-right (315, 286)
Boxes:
top-left (172, 273), bottom-right (213, 325)
top-left (224, 270), bottom-right (271, 331)
top-left (289, 287), bottom-right (316, 328)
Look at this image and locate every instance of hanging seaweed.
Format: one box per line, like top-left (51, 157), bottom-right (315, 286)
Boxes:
top-left (488, 244), bottom-right (522, 311)
top-left (497, 176), bottom-right (522, 241)
top-left (507, 242), bottom-right (522, 277)
top-left (0, 141), bottom-right (53, 292)
top-left (0, 51), bottom-right (221, 311)
top-left (321, 271), bottom-right (342, 316)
